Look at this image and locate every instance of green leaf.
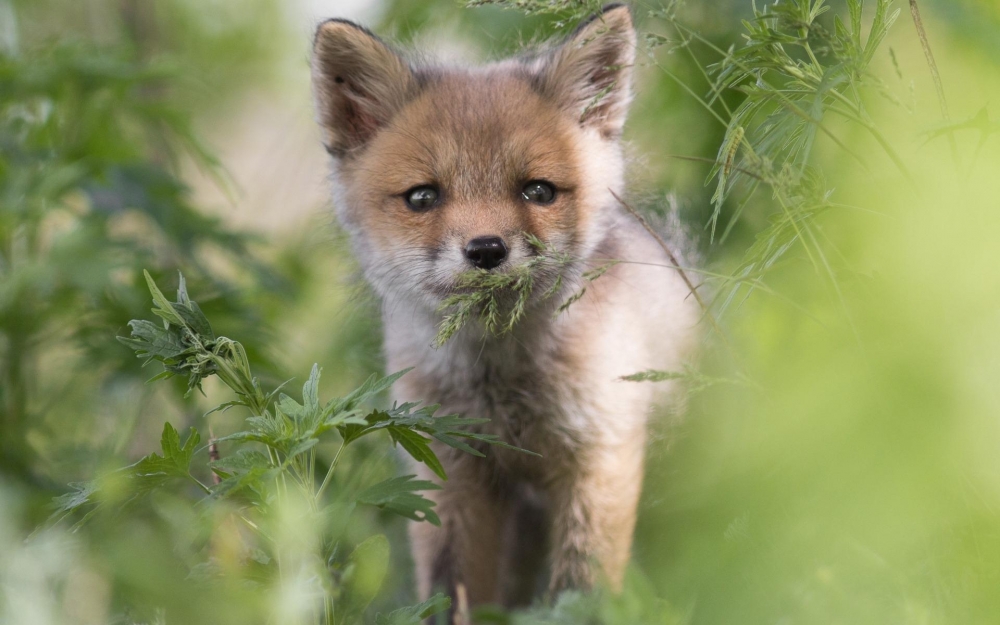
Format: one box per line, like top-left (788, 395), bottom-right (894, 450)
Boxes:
top-left (335, 534), bottom-right (391, 625)
top-left (128, 422), bottom-right (200, 481)
top-left (284, 438), bottom-right (319, 464)
top-left (375, 594), bottom-right (451, 625)
top-left (276, 393), bottom-right (306, 422)
top-left (49, 423), bottom-right (203, 525)
top-left (210, 465), bottom-right (276, 502)
top-left (174, 272), bottom-right (215, 339)
top-left (51, 482), bottom-right (99, 518)
top-left (621, 370), bottom-right (688, 383)
top-left (210, 449), bottom-right (270, 473)
top-left (143, 269), bottom-right (186, 327)
top-left (303, 363), bottom-right (321, 413)
top-left (118, 319), bottom-right (189, 362)
top-left (357, 475), bottom-right (441, 525)
top-left (204, 399), bottom-right (248, 417)
top-left (388, 427), bottom-right (447, 480)
top-left (334, 368), bottom-right (412, 414)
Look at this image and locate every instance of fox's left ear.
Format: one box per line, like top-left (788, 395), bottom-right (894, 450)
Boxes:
top-left (535, 3), bottom-right (636, 138)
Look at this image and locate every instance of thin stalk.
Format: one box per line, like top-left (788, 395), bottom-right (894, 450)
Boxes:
top-left (825, 88), bottom-right (916, 182)
top-left (664, 154), bottom-right (766, 180)
top-left (673, 21), bottom-right (733, 118)
top-left (638, 45), bottom-right (730, 128)
top-left (316, 440), bottom-right (346, 501)
top-left (803, 36), bottom-right (823, 73)
top-left (664, 18), bottom-right (872, 171)
top-left (908, 0), bottom-right (957, 161)
top-left (188, 475), bottom-right (212, 495)
top-left (610, 190), bottom-right (736, 357)
top-left (773, 189), bottom-right (821, 275)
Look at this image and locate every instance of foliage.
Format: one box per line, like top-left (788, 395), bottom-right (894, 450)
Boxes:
top-left (433, 235), bottom-right (573, 346)
top-left (4, 0), bottom-right (1000, 623)
top-left (433, 234), bottom-right (624, 346)
top-left (0, 32), bottom-right (285, 480)
top-left (465, 0), bottom-right (606, 19)
top-left (51, 272), bottom-right (534, 622)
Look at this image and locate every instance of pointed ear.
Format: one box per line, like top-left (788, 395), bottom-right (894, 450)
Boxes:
top-left (535, 3), bottom-right (636, 138)
top-left (312, 19), bottom-right (416, 157)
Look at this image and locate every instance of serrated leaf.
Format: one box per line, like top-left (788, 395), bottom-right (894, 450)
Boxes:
top-left (210, 449), bottom-right (270, 473)
top-left (175, 300), bottom-right (214, 340)
top-left (126, 422), bottom-right (199, 481)
top-left (211, 465), bottom-right (276, 502)
top-left (51, 481), bottom-right (99, 517)
top-left (357, 475), bottom-right (441, 525)
top-left (303, 364), bottom-right (321, 413)
top-left (388, 427), bottom-right (446, 480)
top-left (143, 269), bottom-right (185, 327)
top-left (335, 368), bottom-right (412, 413)
top-left (49, 423), bottom-right (203, 525)
top-left (119, 319), bottom-right (189, 361)
top-left (276, 393), bottom-right (306, 422)
top-left (284, 438), bottom-right (319, 463)
top-left (174, 272), bottom-right (214, 339)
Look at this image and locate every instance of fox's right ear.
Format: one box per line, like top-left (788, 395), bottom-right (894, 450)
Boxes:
top-left (312, 20), bottom-right (415, 157)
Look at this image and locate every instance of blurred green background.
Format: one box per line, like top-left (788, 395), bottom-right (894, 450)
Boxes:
top-left (2, 0), bottom-right (1000, 623)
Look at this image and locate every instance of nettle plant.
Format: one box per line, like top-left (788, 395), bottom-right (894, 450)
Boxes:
top-left (54, 272), bottom-right (528, 624)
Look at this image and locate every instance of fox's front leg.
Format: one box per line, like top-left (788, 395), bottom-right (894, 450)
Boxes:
top-left (409, 462), bottom-right (505, 609)
top-left (546, 437), bottom-right (646, 594)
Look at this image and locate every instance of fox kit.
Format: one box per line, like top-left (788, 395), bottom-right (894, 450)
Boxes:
top-left (311, 2), bottom-right (697, 611)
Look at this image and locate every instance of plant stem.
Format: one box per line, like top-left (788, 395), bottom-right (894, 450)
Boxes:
top-left (909, 0), bottom-right (957, 161)
top-left (316, 440), bottom-right (346, 501)
top-left (825, 88), bottom-right (915, 182)
top-left (189, 474), bottom-right (212, 495)
top-left (610, 190), bottom-right (736, 357)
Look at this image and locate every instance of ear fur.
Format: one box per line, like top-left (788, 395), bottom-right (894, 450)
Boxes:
top-left (535, 3), bottom-right (636, 138)
top-left (312, 19), bottom-right (416, 156)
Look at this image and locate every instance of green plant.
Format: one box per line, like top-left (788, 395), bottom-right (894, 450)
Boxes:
top-left (53, 271), bottom-right (530, 624)
top-left (0, 36), bottom-right (286, 482)
top-left (433, 234), bottom-right (624, 347)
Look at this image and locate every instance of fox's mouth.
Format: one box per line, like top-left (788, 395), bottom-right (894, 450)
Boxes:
top-left (419, 233), bottom-right (573, 304)
top-left (427, 265), bottom-right (526, 298)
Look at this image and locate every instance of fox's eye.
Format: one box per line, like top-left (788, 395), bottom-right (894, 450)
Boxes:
top-left (404, 186), bottom-right (439, 211)
top-left (522, 181), bottom-right (556, 205)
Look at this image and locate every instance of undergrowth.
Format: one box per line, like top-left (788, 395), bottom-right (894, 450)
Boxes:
top-left (27, 0), bottom-right (995, 622)
top-left (466, 0), bottom-right (956, 382)
top-left (55, 272), bottom-right (530, 624)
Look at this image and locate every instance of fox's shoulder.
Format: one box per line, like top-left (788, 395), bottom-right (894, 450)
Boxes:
top-left (561, 210), bottom-right (701, 374)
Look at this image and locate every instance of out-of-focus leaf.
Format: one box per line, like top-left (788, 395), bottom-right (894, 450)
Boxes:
top-left (335, 534), bottom-right (390, 625)
top-left (357, 475), bottom-right (441, 525)
top-left (375, 594), bottom-right (451, 625)
top-left (49, 423), bottom-right (202, 522)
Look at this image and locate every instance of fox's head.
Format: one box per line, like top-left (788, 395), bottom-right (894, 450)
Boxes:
top-left (312, 4), bottom-right (635, 310)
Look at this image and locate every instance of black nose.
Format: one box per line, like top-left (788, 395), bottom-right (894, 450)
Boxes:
top-left (464, 236), bottom-right (508, 270)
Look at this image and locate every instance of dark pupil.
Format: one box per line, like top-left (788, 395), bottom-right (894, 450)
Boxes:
top-left (407, 187), bottom-right (438, 210)
top-left (523, 182), bottom-right (555, 204)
